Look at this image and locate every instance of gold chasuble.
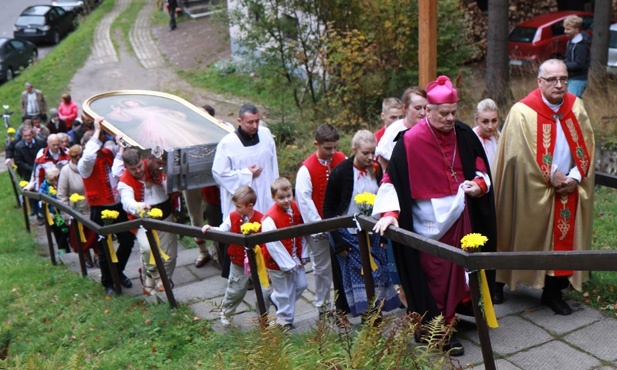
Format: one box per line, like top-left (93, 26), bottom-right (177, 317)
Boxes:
top-left (493, 89), bottom-right (594, 292)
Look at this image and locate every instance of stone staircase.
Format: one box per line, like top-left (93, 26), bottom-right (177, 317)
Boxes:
top-left (57, 240), bottom-right (370, 333)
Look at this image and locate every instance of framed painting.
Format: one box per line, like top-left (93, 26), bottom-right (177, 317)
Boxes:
top-left (83, 90), bottom-right (234, 191)
top-left (83, 90), bottom-right (232, 150)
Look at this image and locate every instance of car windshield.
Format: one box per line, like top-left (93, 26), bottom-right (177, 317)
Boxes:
top-left (509, 27), bottom-right (537, 43)
top-left (16, 16), bottom-right (46, 26)
top-left (611, 30), bottom-right (617, 48)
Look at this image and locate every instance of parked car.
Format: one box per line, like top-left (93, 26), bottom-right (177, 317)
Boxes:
top-left (608, 23), bottom-right (617, 73)
top-left (509, 11), bottom-right (594, 67)
top-left (14, 5), bottom-right (78, 45)
top-left (0, 38), bottom-right (38, 82)
top-left (51, 0), bottom-right (97, 15)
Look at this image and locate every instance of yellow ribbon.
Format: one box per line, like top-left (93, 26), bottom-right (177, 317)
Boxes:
top-left (253, 245), bottom-right (270, 288)
top-left (24, 196), bottom-right (31, 216)
top-left (44, 203), bottom-right (54, 226)
top-left (360, 232), bottom-right (378, 275)
top-left (480, 269), bottom-right (498, 328)
top-left (77, 222), bottom-right (87, 243)
top-left (107, 235), bottom-right (118, 263)
top-left (148, 230), bottom-right (170, 265)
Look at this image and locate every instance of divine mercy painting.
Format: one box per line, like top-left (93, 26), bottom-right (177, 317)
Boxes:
top-left (83, 90), bottom-right (232, 150)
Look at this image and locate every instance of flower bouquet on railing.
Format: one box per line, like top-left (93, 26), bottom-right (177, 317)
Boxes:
top-left (19, 180), bottom-right (31, 215)
top-left (69, 193), bottom-right (88, 244)
top-left (7, 127), bottom-right (15, 141)
top-left (139, 207), bottom-right (169, 264)
top-left (354, 192), bottom-right (376, 216)
top-left (100, 210), bottom-right (119, 263)
top-left (461, 233), bottom-right (498, 328)
top-left (241, 221), bottom-right (269, 288)
top-left (353, 192), bottom-right (378, 273)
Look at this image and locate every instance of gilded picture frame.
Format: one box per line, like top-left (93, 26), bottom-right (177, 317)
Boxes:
top-left (82, 90), bottom-right (233, 150)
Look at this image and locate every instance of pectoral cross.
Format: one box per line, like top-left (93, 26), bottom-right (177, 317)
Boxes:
top-left (450, 168), bottom-right (458, 182)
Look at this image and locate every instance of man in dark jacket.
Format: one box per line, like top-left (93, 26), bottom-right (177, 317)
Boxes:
top-left (563, 15), bottom-right (591, 98)
top-left (14, 125), bottom-right (44, 181)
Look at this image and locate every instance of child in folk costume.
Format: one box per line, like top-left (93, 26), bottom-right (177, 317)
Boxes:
top-left (202, 186), bottom-right (268, 326)
top-left (262, 177), bottom-right (309, 329)
top-left (323, 130), bottom-right (401, 318)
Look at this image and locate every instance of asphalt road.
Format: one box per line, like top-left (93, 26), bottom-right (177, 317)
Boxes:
top-left (0, 0), bottom-right (66, 61)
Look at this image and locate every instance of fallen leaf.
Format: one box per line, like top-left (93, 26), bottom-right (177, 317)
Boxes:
top-left (145, 319), bottom-right (152, 325)
top-left (193, 316), bottom-right (200, 321)
top-left (104, 309), bottom-right (110, 314)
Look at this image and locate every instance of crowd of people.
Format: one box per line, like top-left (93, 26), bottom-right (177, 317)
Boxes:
top-left (5, 18), bottom-right (595, 355)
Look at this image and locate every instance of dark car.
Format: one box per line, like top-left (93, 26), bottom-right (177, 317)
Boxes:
top-left (0, 38), bottom-right (38, 82)
top-left (509, 11), bottom-right (594, 67)
top-left (14, 5), bottom-right (78, 45)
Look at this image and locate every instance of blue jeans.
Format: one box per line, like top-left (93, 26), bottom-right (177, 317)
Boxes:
top-left (567, 79), bottom-right (587, 98)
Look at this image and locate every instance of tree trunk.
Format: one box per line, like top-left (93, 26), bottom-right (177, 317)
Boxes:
top-left (589, 0), bottom-right (612, 95)
top-left (485, 0), bottom-right (512, 107)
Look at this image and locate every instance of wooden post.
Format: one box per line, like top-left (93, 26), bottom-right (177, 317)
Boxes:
top-left (145, 229), bottom-right (177, 308)
top-left (21, 194), bottom-right (31, 234)
top-left (418, 0), bottom-right (437, 87)
top-left (468, 270), bottom-right (496, 370)
top-left (43, 204), bottom-right (57, 266)
top-left (356, 229), bottom-right (375, 304)
top-left (71, 218), bottom-right (88, 277)
top-left (245, 244), bottom-right (268, 328)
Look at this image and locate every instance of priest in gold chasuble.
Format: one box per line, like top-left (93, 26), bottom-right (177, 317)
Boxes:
top-left (493, 59), bottom-right (595, 316)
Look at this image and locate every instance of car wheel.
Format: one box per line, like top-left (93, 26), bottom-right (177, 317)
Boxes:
top-left (52, 30), bottom-right (60, 45)
top-left (6, 68), bottom-right (14, 82)
top-left (28, 50), bottom-right (38, 66)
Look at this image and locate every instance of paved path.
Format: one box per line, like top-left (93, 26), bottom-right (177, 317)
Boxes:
top-left (21, 2), bottom-right (617, 369)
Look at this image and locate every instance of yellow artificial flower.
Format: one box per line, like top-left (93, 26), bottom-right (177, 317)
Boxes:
top-left (241, 222), bottom-right (261, 235)
top-left (19, 180), bottom-right (29, 188)
top-left (48, 186), bottom-right (57, 196)
top-left (460, 233), bottom-right (488, 252)
top-left (354, 192), bottom-right (376, 206)
top-left (7, 127), bottom-right (16, 135)
top-left (11, 163), bottom-right (17, 171)
top-left (69, 193), bottom-right (85, 203)
top-left (101, 209), bottom-right (120, 221)
top-left (139, 209), bottom-right (146, 218)
top-left (148, 208), bottom-right (163, 219)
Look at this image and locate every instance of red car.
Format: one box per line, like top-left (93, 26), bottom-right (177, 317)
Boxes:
top-left (509, 11), bottom-right (594, 67)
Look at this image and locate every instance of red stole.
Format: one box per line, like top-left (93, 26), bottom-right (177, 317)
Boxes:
top-left (83, 148), bottom-right (116, 206)
top-left (302, 151), bottom-right (346, 218)
top-left (262, 202), bottom-right (303, 271)
top-left (520, 89), bottom-right (591, 276)
top-left (405, 119), bottom-right (465, 199)
top-left (228, 210), bottom-right (264, 266)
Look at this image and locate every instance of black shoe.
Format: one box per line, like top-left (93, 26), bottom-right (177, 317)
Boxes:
top-left (541, 295), bottom-right (572, 315)
top-left (493, 283), bottom-right (504, 304)
top-left (247, 278), bottom-right (254, 291)
top-left (105, 286), bottom-right (116, 296)
top-left (444, 336), bottom-right (465, 356)
top-left (120, 275), bottom-right (133, 288)
top-left (85, 258), bottom-right (94, 268)
top-left (455, 301), bottom-right (475, 317)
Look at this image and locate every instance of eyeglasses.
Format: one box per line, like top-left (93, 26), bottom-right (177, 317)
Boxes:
top-left (539, 76), bottom-right (569, 85)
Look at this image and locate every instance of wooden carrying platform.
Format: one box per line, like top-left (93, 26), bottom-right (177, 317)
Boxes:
top-left (83, 90), bottom-right (233, 192)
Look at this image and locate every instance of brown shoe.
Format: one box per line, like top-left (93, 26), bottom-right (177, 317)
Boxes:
top-left (194, 253), bottom-right (212, 268)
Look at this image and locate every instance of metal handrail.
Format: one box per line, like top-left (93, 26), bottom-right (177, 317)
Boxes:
top-left (8, 165), bottom-right (617, 370)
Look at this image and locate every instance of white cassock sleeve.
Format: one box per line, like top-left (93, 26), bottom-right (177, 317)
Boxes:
top-left (372, 182), bottom-right (401, 216)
